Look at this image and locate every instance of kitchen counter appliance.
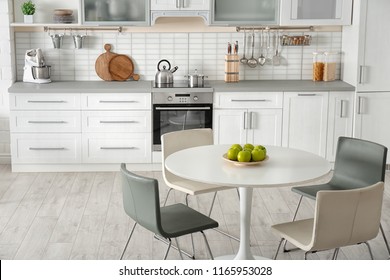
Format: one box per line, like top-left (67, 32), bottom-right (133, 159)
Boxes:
top-left (23, 49), bottom-right (51, 84)
top-left (154, 59), bottom-right (178, 88)
top-left (152, 82), bottom-right (213, 151)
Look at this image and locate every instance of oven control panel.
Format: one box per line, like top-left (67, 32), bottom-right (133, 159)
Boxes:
top-left (153, 92), bottom-right (213, 104)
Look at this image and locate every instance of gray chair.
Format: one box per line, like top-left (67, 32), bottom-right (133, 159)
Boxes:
top-left (287, 137), bottom-right (390, 257)
top-left (273, 182), bottom-right (385, 260)
top-left (120, 163), bottom-right (219, 260)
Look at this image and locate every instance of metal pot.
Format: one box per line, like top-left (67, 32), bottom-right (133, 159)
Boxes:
top-left (185, 69), bottom-right (207, 88)
top-left (32, 66), bottom-right (51, 79)
top-left (155, 59), bottom-right (178, 87)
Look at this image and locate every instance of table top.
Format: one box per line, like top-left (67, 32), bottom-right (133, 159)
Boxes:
top-left (165, 145), bottom-right (332, 188)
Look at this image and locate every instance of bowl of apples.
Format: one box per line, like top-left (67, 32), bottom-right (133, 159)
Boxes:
top-left (222, 143), bottom-right (268, 166)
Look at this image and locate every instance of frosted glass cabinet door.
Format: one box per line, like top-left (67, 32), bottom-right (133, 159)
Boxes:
top-left (280, 0), bottom-right (353, 25)
top-left (82, 0), bottom-right (149, 25)
top-left (211, 0), bottom-right (279, 25)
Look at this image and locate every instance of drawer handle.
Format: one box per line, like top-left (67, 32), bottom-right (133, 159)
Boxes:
top-left (27, 100), bottom-right (66, 103)
top-left (28, 121), bottom-right (67, 124)
top-left (298, 94), bottom-right (317, 96)
top-left (99, 100), bottom-right (138, 103)
top-left (155, 107), bottom-right (211, 110)
top-left (231, 99), bottom-right (270, 102)
top-left (100, 147), bottom-right (137, 150)
top-left (29, 147), bottom-right (66, 151)
top-left (99, 121), bottom-right (137, 124)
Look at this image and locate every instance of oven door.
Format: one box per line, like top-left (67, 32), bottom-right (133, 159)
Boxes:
top-left (153, 103), bottom-right (213, 151)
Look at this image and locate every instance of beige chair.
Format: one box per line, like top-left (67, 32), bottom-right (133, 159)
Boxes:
top-left (272, 182), bottom-right (385, 260)
top-left (161, 129), bottom-right (239, 250)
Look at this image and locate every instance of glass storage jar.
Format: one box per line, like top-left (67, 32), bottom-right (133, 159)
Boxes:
top-left (323, 52), bottom-right (337, 81)
top-left (312, 52), bottom-right (324, 81)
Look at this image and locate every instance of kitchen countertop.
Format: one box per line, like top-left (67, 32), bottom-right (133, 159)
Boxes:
top-left (8, 80), bottom-right (355, 93)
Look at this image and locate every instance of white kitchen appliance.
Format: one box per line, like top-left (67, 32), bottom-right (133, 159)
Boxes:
top-left (23, 48), bottom-right (52, 84)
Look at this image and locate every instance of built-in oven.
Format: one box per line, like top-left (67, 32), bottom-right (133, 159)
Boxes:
top-left (152, 86), bottom-right (213, 151)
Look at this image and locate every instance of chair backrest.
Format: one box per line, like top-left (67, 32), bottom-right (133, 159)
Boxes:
top-left (330, 137), bottom-right (388, 189)
top-left (310, 182), bottom-right (384, 251)
top-left (161, 128), bottom-right (213, 178)
top-left (120, 163), bottom-right (165, 237)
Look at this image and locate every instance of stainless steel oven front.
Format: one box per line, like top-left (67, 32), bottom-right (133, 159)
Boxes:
top-left (152, 91), bottom-right (213, 151)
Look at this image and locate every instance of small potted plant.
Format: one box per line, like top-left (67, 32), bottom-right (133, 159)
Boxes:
top-left (21, 1), bottom-right (36, 24)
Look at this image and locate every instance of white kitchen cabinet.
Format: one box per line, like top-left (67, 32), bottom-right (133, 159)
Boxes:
top-left (282, 92), bottom-right (329, 157)
top-left (211, 0), bottom-right (279, 26)
top-left (326, 91), bottom-right (354, 161)
top-left (213, 92), bottom-right (283, 146)
top-left (151, 0), bottom-right (210, 10)
top-left (354, 92), bottom-right (390, 163)
top-left (280, 0), bottom-right (353, 26)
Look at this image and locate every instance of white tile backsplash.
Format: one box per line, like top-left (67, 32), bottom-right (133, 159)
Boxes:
top-left (14, 31), bottom-right (343, 82)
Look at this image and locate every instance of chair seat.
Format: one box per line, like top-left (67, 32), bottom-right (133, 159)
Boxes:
top-left (271, 219), bottom-right (314, 252)
top-left (161, 203), bottom-right (219, 238)
top-left (291, 183), bottom-right (343, 200)
top-left (165, 173), bottom-right (230, 195)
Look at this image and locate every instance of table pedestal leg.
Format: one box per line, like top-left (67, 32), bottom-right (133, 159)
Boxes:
top-left (234, 187), bottom-right (255, 260)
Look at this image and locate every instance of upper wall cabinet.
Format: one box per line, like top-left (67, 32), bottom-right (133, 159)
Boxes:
top-left (280, 0), bottom-right (353, 26)
top-left (82, 0), bottom-right (150, 25)
top-left (151, 0), bottom-right (210, 24)
top-left (210, 0), bottom-right (279, 26)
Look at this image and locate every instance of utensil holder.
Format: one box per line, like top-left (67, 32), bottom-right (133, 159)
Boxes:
top-left (225, 54), bottom-right (239, 83)
top-left (50, 34), bottom-right (64, 49)
top-left (73, 35), bottom-right (86, 49)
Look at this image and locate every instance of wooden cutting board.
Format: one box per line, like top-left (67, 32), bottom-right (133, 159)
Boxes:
top-left (95, 44), bottom-right (118, 81)
top-left (109, 55), bottom-right (140, 81)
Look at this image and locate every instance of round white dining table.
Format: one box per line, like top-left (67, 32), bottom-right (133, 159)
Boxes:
top-left (165, 144), bottom-right (332, 260)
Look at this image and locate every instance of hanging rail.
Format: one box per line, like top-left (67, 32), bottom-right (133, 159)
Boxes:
top-left (236, 26), bottom-right (314, 32)
top-left (44, 26), bottom-right (123, 33)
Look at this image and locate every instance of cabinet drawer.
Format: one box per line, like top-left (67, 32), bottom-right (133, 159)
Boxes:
top-left (82, 93), bottom-right (151, 110)
top-left (82, 111), bottom-right (151, 133)
top-left (214, 92), bottom-right (283, 109)
top-left (10, 94), bottom-right (81, 110)
top-left (82, 133), bottom-right (152, 163)
top-left (11, 133), bottom-right (81, 164)
top-left (10, 111), bottom-right (81, 133)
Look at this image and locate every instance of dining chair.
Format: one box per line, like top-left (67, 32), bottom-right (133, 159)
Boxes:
top-left (120, 163), bottom-right (218, 260)
top-left (286, 137), bottom-right (390, 257)
top-left (272, 182), bottom-right (385, 260)
top-left (161, 128), bottom-right (240, 246)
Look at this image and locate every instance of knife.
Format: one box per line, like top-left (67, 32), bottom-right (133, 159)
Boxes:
top-left (234, 41), bottom-right (238, 54)
top-left (227, 42), bottom-right (232, 54)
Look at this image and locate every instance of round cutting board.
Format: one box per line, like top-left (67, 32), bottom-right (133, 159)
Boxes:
top-left (95, 44), bottom-right (118, 81)
top-left (109, 55), bottom-right (134, 81)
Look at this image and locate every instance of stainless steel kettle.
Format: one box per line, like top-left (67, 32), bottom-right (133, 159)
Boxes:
top-left (155, 59), bottom-right (178, 87)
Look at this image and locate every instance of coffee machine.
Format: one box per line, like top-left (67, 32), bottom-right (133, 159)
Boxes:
top-left (23, 48), bottom-right (52, 83)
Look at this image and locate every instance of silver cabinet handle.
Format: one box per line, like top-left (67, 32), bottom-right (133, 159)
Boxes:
top-left (28, 100), bottom-right (66, 103)
top-left (182, 0), bottom-right (186, 8)
top-left (359, 65), bottom-right (365, 84)
top-left (231, 99), bottom-right (270, 102)
top-left (99, 100), bottom-right (138, 103)
top-left (28, 121), bottom-right (67, 124)
top-left (176, 0), bottom-right (181, 8)
top-left (357, 96), bottom-right (364, 114)
top-left (298, 94), bottom-right (317, 96)
top-left (99, 121), bottom-right (137, 124)
top-left (243, 111), bottom-right (247, 129)
top-left (100, 147), bottom-right (136, 150)
top-left (155, 107), bottom-right (211, 110)
top-left (339, 100), bottom-right (347, 118)
top-left (29, 147), bottom-right (66, 150)
top-left (249, 111), bottom-right (253, 129)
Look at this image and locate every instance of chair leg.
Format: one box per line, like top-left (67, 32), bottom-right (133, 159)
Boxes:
top-left (363, 242), bottom-right (375, 260)
top-left (332, 248), bottom-right (340, 260)
top-left (273, 238), bottom-right (284, 260)
top-left (380, 223), bottom-right (390, 256)
top-left (304, 251), bottom-right (309, 260)
top-left (201, 231), bottom-right (214, 260)
top-left (175, 238), bottom-right (184, 260)
top-left (283, 195), bottom-right (304, 252)
top-left (120, 222), bottom-right (137, 260)
top-left (185, 194), bottom-right (196, 258)
top-left (207, 192), bottom-right (218, 217)
top-left (163, 188), bottom-right (174, 207)
top-left (163, 239), bottom-right (172, 260)
top-left (154, 234), bottom-right (194, 259)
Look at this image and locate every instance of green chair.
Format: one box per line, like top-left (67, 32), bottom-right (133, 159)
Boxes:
top-left (273, 182), bottom-right (385, 260)
top-left (120, 163), bottom-right (219, 260)
top-left (286, 137), bottom-right (389, 257)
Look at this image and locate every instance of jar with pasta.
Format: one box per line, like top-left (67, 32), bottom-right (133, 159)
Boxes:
top-left (312, 52), bottom-right (324, 81)
top-left (323, 52), bottom-right (337, 81)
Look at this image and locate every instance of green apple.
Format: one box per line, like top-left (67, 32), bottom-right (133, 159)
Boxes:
top-left (237, 150), bottom-right (251, 162)
top-left (243, 143), bottom-right (254, 151)
top-left (254, 145), bottom-right (267, 156)
top-left (251, 148), bottom-right (266, 162)
top-left (227, 148), bottom-right (239, 161)
top-left (230, 144), bottom-right (243, 151)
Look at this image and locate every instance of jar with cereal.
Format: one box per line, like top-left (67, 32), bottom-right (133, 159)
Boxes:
top-left (312, 52), bottom-right (324, 81)
top-left (323, 52), bottom-right (337, 81)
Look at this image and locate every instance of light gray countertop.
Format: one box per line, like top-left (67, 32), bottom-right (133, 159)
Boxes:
top-left (8, 80), bottom-right (355, 93)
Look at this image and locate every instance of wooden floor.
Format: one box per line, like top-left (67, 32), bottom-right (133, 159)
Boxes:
top-left (0, 164), bottom-right (389, 260)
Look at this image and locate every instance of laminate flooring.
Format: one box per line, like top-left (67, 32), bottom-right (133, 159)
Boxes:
top-left (0, 164), bottom-right (389, 260)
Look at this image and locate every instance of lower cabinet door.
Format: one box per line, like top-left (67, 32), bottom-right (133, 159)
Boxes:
top-left (82, 133), bottom-right (152, 163)
top-left (11, 133), bottom-right (82, 163)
